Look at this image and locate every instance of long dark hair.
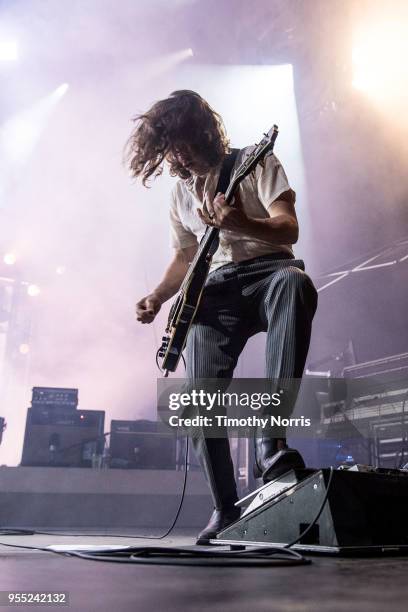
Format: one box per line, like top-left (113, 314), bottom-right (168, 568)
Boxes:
top-left (124, 90), bottom-right (229, 185)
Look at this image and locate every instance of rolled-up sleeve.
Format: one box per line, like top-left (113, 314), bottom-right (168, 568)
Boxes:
top-left (255, 153), bottom-right (296, 211)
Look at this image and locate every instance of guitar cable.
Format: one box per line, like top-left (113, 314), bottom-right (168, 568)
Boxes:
top-left (1, 351), bottom-right (190, 540)
top-left (155, 347), bottom-right (186, 375)
top-left (0, 432), bottom-right (190, 541)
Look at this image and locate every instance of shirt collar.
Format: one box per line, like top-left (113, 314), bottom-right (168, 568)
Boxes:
top-left (183, 164), bottom-right (221, 214)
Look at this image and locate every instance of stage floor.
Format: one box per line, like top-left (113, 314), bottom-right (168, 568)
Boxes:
top-left (1, 531), bottom-right (408, 611)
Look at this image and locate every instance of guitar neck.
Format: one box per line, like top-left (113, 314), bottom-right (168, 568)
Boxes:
top-left (180, 179), bottom-right (239, 291)
top-left (224, 179), bottom-right (236, 203)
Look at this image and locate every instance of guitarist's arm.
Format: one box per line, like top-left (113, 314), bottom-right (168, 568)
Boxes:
top-left (135, 245), bottom-right (198, 324)
top-left (198, 190), bottom-right (298, 245)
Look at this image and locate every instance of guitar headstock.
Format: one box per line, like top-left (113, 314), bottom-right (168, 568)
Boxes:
top-left (228, 125), bottom-right (279, 192)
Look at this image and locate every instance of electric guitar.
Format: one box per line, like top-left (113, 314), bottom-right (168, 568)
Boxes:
top-left (158, 125), bottom-right (279, 374)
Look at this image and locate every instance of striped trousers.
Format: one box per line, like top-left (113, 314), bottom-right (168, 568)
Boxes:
top-left (185, 253), bottom-right (318, 510)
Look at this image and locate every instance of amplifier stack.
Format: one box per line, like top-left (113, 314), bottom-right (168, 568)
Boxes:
top-left (21, 387), bottom-right (105, 468)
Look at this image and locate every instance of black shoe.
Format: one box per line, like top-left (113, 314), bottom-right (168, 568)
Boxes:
top-left (196, 507), bottom-right (241, 545)
top-left (253, 448), bottom-right (305, 483)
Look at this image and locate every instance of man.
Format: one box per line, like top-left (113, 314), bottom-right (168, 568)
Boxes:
top-left (128, 90), bottom-right (318, 544)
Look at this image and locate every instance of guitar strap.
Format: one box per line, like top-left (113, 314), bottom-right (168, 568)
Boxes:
top-left (203, 148), bottom-right (240, 257)
top-left (214, 148), bottom-right (239, 195)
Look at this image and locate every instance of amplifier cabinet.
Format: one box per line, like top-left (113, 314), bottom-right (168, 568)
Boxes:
top-left (109, 420), bottom-right (177, 469)
top-left (21, 408), bottom-right (105, 467)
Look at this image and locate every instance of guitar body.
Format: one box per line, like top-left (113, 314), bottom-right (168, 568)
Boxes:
top-left (159, 256), bottom-right (211, 372)
top-left (157, 125), bottom-right (279, 374)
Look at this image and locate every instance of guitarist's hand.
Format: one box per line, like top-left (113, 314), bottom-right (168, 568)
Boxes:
top-left (197, 192), bottom-right (249, 231)
top-left (135, 294), bottom-right (162, 324)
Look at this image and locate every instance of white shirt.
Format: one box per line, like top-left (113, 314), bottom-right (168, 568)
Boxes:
top-left (169, 147), bottom-right (295, 272)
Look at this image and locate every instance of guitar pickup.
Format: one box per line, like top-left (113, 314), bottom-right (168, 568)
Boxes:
top-left (178, 304), bottom-right (196, 324)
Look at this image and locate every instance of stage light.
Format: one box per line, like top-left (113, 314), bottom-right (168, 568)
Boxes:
top-left (352, 21), bottom-right (408, 96)
top-left (177, 48), bottom-right (194, 62)
top-left (3, 253), bottom-right (16, 265)
top-left (1, 83), bottom-right (70, 166)
top-left (0, 39), bottom-right (18, 61)
top-left (19, 344), bottom-right (30, 355)
top-left (54, 83), bottom-right (69, 98)
top-left (27, 284), bottom-right (40, 297)
top-left (146, 48), bottom-right (194, 80)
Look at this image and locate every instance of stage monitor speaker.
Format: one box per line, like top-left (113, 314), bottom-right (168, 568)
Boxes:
top-left (21, 407), bottom-right (105, 467)
top-left (215, 468), bottom-right (408, 554)
top-left (109, 419), bottom-right (177, 469)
